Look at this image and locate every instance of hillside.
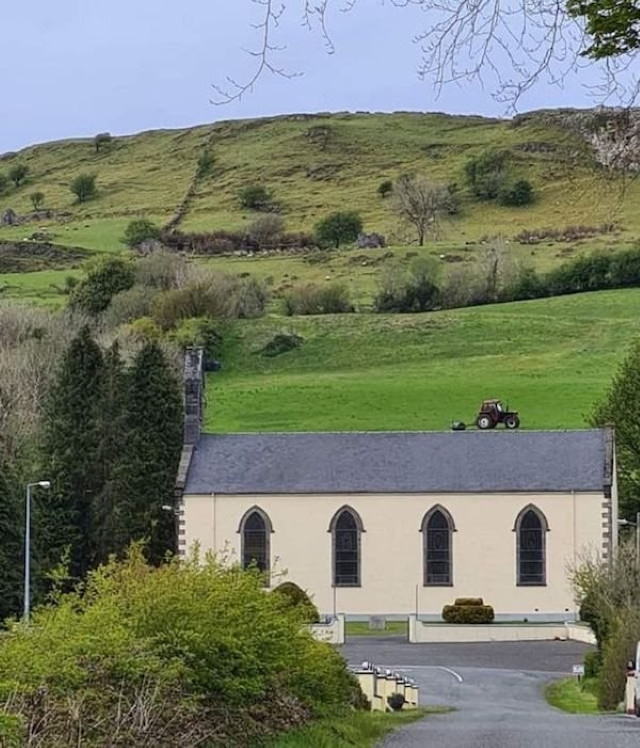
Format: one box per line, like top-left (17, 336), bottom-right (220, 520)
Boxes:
top-left (206, 289), bottom-right (639, 432)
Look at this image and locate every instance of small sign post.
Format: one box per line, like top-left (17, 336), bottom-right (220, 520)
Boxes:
top-left (572, 664), bottom-right (585, 684)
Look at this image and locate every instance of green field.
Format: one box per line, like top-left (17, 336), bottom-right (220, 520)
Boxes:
top-left (205, 289), bottom-right (639, 433)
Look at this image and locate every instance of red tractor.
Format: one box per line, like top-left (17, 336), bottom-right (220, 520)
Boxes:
top-left (475, 399), bottom-right (520, 430)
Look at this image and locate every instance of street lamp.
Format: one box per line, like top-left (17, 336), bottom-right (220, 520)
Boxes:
top-left (617, 511), bottom-right (640, 561)
top-left (24, 480), bottom-right (51, 622)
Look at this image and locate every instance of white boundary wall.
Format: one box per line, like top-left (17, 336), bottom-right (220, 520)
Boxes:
top-left (309, 614), bottom-right (345, 645)
top-left (409, 615), bottom-right (596, 644)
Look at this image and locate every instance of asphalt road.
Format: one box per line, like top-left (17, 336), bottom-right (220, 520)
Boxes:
top-left (341, 639), bottom-right (640, 747)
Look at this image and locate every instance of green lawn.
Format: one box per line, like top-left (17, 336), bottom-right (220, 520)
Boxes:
top-left (545, 678), bottom-right (600, 714)
top-left (346, 621), bottom-right (408, 637)
top-left (260, 707), bottom-right (445, 747)
top-left (204, 289), bottom-right (640, 433)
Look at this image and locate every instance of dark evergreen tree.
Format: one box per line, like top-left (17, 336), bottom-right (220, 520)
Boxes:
top-left (123, 343), bottom-right (183, 564)
top-left (0, 458), bottom-right (23, 623)
top-left (592, 339), bottom-right (640, 520)
top-left (92, 342), bottom-right (130, 565)
top-left (41, 326), bottom-right (104, 580)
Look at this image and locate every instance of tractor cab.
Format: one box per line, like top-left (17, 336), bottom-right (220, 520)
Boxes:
top-left (476, 399), bottom-right (520, 430)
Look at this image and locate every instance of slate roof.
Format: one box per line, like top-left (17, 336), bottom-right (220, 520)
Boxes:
top-left (183, 429), bottom-right (612, 495)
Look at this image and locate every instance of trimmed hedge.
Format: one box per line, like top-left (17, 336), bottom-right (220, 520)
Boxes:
top-left (442, 597), bottom-right (495, 624)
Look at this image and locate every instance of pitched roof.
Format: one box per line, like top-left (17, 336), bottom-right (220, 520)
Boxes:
top-left (183, 429), bottom-right (612, 495)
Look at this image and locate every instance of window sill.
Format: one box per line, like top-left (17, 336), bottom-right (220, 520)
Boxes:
top-left (424, 582), bottom-right (453, 587)
top-left (516, 582), bottom-right (547, 587)
top-left (333, 583), bottom-right (361, 588)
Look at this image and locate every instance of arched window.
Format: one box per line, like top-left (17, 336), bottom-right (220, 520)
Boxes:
top-left (515, 506), bottom-right (548, 586)
top-left (421, 506), bottom-right (455, 586)
top-left (329, 507), bottom-right (364, 587)
top-left (238, 507), bottom-right (273, 579)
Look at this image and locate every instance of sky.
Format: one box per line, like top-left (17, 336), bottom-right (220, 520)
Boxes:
top-left (0, 0), bottom-right (622, 153)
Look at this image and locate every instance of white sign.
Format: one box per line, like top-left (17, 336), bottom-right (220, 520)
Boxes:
top-left (572, 664), bottom-right (585, 676)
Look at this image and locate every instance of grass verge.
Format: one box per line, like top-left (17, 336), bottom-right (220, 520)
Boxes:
top-left (545, 677), bottom-right (600, 714)
top-left (259, 707), bottom-right (448, 747)
top-left (346, 621), bottom-right (408, 637)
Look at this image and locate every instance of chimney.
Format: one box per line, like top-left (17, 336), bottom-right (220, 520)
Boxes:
top-left (183, 347), bottom-right (205, 445)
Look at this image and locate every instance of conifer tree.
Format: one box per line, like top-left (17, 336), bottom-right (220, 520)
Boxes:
top-left (41, 326), bottom-right (104, 580)
top-left (92, 342), bottom-right (130, 565)
top-left (123, 342), bottom-right (183, 564)
top-left (592, 339), bottom-right (640, 519)
top-left (0, 458), bottom-right (23, 623)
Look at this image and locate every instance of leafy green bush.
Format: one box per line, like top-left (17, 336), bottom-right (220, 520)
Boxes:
top-left (104, 285), bottom-right (158, 327)
top-left (464, 149), bottom-right (508, 199)
top-left (442, 599), bottom-right (495, 623)
top-left (70, 257), bottom-right (135, 315)
top-left (238, 184), bottom-right (275, 211)
top-left (597, 609), bottom-right (640, 710)
top-left (314, 211), bottom-right (363, 248)
top-left (583, 650), bottom-right (602, 679)
top-left (0, 173), bottom-right (9, 194)
top-left (94, 132), bottom-right (112, 152)
top-left (169, 317), bottom-right (222, 358)
top-left (8, 164), bottom-right (28, 188)
top-left (378, 180), bottom-right (393, 198)
top-left (374, 259), bottom-right (440, 313)
top-left (497, 179), bottom-right (534, 206)
top-left (122, 218), bottom-right (161, 248)
top-left (273, 582), bottom-right (321, 623)
top-left (30, 191), bottom-right (45, 210)
top-left (70, 173), bottom-right (98, 203)
top-left (197, 150), bottom-right (215, 178)
top-left (453, 597), bottom-right (484, 607)
top-left (283, 283), bottom-right (354, 315)
top-left (0, 548), bottom-right (359, 745)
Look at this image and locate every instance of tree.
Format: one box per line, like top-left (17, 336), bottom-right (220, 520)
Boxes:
top-left (392, 175), bottom-right (449, 246)
top-left (120, 343), bottom-right (183, 564)
top-left (30, 191), bottom-right (45, 211)
top-left (592, 339), bottom-right (640, 519)
top-left (94, 132), bottom-right (112, 153)
top-left (238, 184), bottom-right (274, 211)
top-left (70, 257), bottom-right (135, 315)
top-left (0, 458), bottom-right (22, 623)
top-left (314, 211), bottom-right (362, 249)
top-left (247, 214), bottom-right (285, 248)
top-left (40, 327), bottom-right (105, 581)
top-left (567, 0), bottom-right (640, 58)
top-left (122, 218), bottom-right (161, 248)
top-left (70, 173), bottom-right (97, 203)
top-left (8, 164), bottom-right (28, 188)
top-left (92, 342), bottom-right (130, 566)
top-left (0, 173), bottom-right (9, 194)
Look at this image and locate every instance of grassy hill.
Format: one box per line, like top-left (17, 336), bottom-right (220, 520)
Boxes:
top-left (206, 289), bottom-right (639, 432)
top-left (2, 109), bottom-right (639, 306)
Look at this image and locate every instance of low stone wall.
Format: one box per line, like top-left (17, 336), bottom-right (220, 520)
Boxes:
top-left (352, 663), bottom-right (419, 712)
top-left (309, 613), bottom-right (345, 645)
top-left (409, 615), bottom-right (596, 644)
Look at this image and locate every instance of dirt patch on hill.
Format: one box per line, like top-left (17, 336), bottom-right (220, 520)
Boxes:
top-left (0, 242), bottom-right (92, 273)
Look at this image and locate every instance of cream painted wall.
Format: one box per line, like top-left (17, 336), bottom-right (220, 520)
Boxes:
top-left (181, 491), bottom-right (608, 617)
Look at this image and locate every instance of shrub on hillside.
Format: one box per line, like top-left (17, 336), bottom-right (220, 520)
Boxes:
top-left (497, 179), bottom-right (534, 206)
top-left (103, 285), bottom-right (159, 327)
top-left (0, 548), bottom-right (360, 746)
top-left (152, 273), bottom-right (268, 329)
top-left (70, 257), bottom-right (135, 315)
top-left (374, 259), bottom-right (440, 313)
top-left (29, 191), bottom-right (45, 211)
top-left (238, 184), bottom-right (276, 211)
top-left (378, 180), bottom-right (393, 198)
top-left (464, 149), bottom-right (508, 199)
top-left (273, 582), bottom-right (320, 623)
top-left (122, 218), bottom-right (162, 248)
top-left (8, 164), bottom-right (28, 188)
top-left (283, 283), bottom-right (354, 315)
top-left (70, 173), bottom-right (97, 203)
top-left (197, 150), bottom-right (215, 178)
top-left (314, 211), bottom-right (363, 249)
top-left (0, 173), bottom-right (8, 194)
top-left (94, 132), bottom-right (112, 153)
top-left (135, 249), bottom-right (186, 290)
top-left (247, 214), bottom-right (285, 249)
top-left (169, 317), bottom-right (222, 359)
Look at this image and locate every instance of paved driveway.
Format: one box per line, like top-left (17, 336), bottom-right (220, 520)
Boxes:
top-left (341, 639), bottom-right (639, 748)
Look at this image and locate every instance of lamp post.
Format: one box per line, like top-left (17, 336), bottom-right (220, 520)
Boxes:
top-left (24, 480), bottom-right (51, 622)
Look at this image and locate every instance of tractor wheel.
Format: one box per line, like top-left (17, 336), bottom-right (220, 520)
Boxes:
top-left (476, 415), bottom-right (493, 430)
top-left (505, 415), bottom-right (520, 429)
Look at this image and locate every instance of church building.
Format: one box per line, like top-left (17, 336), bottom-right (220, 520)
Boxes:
top-left (177, 350), bottom-right (617, 621)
